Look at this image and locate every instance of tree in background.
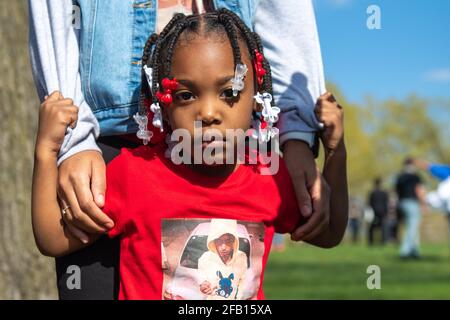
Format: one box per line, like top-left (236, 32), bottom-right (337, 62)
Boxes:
top-left (321, 84), bottom-right (450, 198)
top-left (0, 0), bottom-right (56, 299)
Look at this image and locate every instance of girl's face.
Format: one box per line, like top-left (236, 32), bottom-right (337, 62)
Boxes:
top-left (162, 34), bottom-right (256, 168)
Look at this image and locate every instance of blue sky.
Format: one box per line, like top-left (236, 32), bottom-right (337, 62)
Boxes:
top-left (313, 0), bottom-right (450, 115)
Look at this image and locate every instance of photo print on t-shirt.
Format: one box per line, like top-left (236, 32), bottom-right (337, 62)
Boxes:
top-left (161, 218), bottom-right (265, 300)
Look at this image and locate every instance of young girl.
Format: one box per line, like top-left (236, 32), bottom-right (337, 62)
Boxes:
top-left (32, 9), bottom-right (348, 300)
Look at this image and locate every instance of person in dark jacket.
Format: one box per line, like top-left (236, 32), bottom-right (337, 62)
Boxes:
top-left (368, 178), bottom-right (389, 245)
top-left (395, 158), bottom-right (426, 259)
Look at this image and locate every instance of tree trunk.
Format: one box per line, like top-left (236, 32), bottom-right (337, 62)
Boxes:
top-left (0, 0), bottom-right (57, 299)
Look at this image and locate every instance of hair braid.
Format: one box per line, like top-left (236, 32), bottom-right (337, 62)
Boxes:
top-left (253, 32), bottom-right (273, 96)
top-left (139, 33), bottom-right (159, 115)
top-left (164, 19), bottom-right (190, 77)
top-left (216, 9), bottom-right (272, 95)
top-left (138, 8), bottom-right (275, 123)
top-left (151, 13), bottom-right (187, 99)
top-left (218, 9), bottom-right (258, 54)
top-left (217, 12), bottom-right (242, 67)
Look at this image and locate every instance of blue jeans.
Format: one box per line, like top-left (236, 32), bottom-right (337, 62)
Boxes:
top-left (399, 199), bottom-right (421, 256)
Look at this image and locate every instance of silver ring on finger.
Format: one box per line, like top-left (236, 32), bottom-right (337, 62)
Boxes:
top-left (61, 205), bottom-right (71, 218)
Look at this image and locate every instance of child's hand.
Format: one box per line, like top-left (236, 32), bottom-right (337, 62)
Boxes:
top-left (199, 280), bottom-right (216, 295)
top-left (35, 91), bottom-right (78, 158)
top-left (315, 92), bottom-right (344, 153)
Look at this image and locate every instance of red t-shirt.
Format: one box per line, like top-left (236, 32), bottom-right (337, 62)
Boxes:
top-left (103, 144), bottom-right (301, 300)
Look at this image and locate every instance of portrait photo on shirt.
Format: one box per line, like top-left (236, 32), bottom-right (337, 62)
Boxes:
top-left (161, 218), bottom-right (265, 300)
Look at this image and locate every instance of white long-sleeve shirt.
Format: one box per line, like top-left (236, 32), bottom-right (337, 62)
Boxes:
top-left (28, 0), bottom-right (101, 165)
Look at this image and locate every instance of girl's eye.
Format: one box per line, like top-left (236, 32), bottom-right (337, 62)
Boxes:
top-left (222, 88), bottom-right (237, 99)
top-left (175, 91), bottom-right (195, 101)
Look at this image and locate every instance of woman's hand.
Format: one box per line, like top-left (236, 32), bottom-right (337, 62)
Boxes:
top-left (58, 150), bottom-right (113, 242)
top-left (283, 140), bottom-right (331, 242)
top-left (35, 91), bottom-right (78, 158)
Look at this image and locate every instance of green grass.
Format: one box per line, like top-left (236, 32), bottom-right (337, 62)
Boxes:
top-left (264, 242), bottom-right (450, 299)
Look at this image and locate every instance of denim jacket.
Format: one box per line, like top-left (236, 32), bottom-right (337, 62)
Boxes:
top-left (75, 0), bottom-right (259, 136)
top-left (29, 0), bottom-right (325, 163)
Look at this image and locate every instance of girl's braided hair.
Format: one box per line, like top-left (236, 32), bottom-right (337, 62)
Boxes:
top-left (138, 8), bottom-right (273, 117)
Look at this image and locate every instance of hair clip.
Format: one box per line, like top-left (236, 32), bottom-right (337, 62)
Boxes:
top-left (250, 92), bottom-right (280, 143)
top-left (143, 65), bottom-right (153, 89)
top-left (133, 112), bottom-right (153, 145)
top-left (257, 114), bottom-right (279, 143)
top-left (231, 63), bottom-right (248, 96)
top-left (250, 115), bottom-right (278, 143)
top-left (253, 50), bottom-right (266, 86)
top-left (150, 102), bottom-right (163, 132)
top-left (254, 92), bottom-right (280, 124)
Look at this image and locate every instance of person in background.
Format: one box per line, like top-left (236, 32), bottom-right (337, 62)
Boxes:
top-left (386, 193), bottom-right (400, 244)
top-left (395, 158), bottom-right (427, 259)
top-left (413, 159), bottom-right (450, 181)
top-left (414, 159), bottom-right (450, 245)
top-left (367, 178), bottom-right (389, 246)
top-left (348, 196), bottom-right (363, 244)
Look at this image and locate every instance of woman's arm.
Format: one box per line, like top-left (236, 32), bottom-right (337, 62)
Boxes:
top-left (255, 0), bottom-right (331, 243)
top-left (28, 0), bottom-right (102, 164)
top-left (254, 0), bottom-right (326, 146)
top-left (28, 0), bottom-right (114, 243)
top-left (32, 92), bottom-right (97, 257)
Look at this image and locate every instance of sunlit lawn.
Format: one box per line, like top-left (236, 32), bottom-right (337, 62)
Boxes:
top-left (264, 241), bottom-right (450, 299)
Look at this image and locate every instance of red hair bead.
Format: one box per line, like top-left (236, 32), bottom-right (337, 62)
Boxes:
top-left (160, 93), bottom-right (173, 104)
top-left (254, 50), bottom-right (266, 85)
top-left (162, 78), bottom-right (178, 91)
top-left (156, 77), bottom-right (178, 106)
